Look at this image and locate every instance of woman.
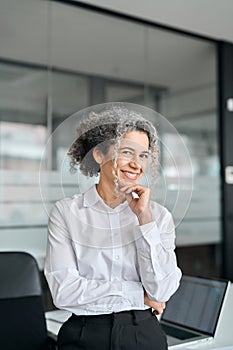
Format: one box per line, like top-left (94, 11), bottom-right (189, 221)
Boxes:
top-left (45, 104), bottom-right (182, 350)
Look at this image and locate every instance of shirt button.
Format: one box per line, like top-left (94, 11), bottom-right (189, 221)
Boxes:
top-left (115, 255), bottom-right (119, 260)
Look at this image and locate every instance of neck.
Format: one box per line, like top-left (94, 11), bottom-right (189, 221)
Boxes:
top-left (96, 183), bottom-right (125, 208)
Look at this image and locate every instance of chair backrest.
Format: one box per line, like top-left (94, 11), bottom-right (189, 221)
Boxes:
top-left (0, 252), bottom-right (49, 350)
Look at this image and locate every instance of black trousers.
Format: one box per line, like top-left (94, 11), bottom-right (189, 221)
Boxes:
top-left (57, 308), bottom-right (168, 350)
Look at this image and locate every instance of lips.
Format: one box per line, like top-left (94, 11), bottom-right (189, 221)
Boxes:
top-left (121, 171), bottom-right (140, 181)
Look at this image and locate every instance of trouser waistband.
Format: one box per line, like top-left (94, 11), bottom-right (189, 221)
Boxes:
top-left (71, 308), bottom-right (153, 325)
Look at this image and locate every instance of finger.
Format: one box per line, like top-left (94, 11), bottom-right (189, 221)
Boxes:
top-left (153, 309), bottom-right (163, 316)
top-left (119, 185), bottom-right (134, 193)
top-left (125, 192), bottom-right (136, 203)
top-left (120, 186), bottom-right (146, 196)
top-left (152, 306), bottom-right (165, 315)
top-left (120, 187), bottom-right (137, 196)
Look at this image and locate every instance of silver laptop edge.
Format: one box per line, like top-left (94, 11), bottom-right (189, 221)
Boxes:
top-left (159, 276), bottom-right (231, 349)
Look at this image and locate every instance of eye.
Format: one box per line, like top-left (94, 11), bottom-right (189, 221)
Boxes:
top-left (139, 153), bottom-right (149, 159)
top-left (121, 150), bottom-right (133, 156)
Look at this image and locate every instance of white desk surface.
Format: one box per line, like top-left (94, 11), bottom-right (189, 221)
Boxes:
top-left (46, 310), bottom-right (71, 336)
top-left (46, 284), bottom-right (233, 349)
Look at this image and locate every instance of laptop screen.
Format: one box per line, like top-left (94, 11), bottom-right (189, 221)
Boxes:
top-left (161, 275), bottom-right (229, 336)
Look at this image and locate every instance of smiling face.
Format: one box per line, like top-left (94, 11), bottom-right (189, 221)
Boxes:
top-left (116, 130), bottom-right (150, 186)
top-left (94, 130), bottom-right (150, 198)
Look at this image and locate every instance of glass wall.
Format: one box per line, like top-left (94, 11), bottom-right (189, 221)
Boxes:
top-left (0, 1), bottom-right (221, 283)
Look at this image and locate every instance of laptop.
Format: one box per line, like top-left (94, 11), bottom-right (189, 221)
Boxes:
top-left (159, 275), bottom-right (230, 348)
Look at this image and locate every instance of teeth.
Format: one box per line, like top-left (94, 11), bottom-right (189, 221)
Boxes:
top-left (125, 172), bottom-right (137, 179)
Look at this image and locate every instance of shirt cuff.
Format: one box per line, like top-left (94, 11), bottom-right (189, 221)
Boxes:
top-left (134, 221), bottom-right (162, 250)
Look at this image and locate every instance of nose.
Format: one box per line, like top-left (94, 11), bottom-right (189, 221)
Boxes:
top-left (129, 156), bottom-right (142, 169)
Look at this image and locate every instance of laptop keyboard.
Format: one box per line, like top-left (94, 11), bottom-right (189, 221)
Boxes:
top-left (161, 324), bottom-right (198, 340)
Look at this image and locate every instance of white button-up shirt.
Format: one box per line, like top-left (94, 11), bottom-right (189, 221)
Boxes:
top-left (45, 185), bottom-right (182, 315)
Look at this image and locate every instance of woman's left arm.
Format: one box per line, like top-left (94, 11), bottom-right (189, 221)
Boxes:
top-left (135, 208), bottom-right (182, 303)
top-left (120, 184), bottom-right (182, 302)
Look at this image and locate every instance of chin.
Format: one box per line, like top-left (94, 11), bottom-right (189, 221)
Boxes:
top-left (117, 178), bottom-right (137, 188)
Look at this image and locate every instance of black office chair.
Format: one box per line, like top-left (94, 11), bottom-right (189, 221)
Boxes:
top-left (0, 251), bottom-right (57, 350)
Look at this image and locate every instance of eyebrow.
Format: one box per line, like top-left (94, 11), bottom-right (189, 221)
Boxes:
top-left (119, 146), bottom-right (149, 154)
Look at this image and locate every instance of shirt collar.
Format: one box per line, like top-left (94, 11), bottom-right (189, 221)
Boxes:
top-left (83, 184), bottom-right (128, 211)
top-left (83, 185), bottom-right (100, 207)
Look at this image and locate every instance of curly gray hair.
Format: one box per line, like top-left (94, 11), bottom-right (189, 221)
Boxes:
top-left (68, 105), bottom-right (159, 180)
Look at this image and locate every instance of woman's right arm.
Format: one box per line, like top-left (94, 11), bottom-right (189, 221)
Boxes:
top-left (44, 201), bottom-right (144, 314)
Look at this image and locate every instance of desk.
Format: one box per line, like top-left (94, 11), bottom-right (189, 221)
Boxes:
top-left (46, 310), bottom-right (71, 336)
top-left (46, 284), bottom-right (233, 349)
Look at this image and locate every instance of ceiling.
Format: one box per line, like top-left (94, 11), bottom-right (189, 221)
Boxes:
top-left (77, 0), bottom-right (233, 43)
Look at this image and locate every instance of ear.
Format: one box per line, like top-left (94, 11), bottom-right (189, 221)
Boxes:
top-left (93, 147), bottom-right (104, 165)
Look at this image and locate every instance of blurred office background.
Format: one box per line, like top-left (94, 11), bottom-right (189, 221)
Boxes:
top-left (1, 0), bottom-right (233, 309)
